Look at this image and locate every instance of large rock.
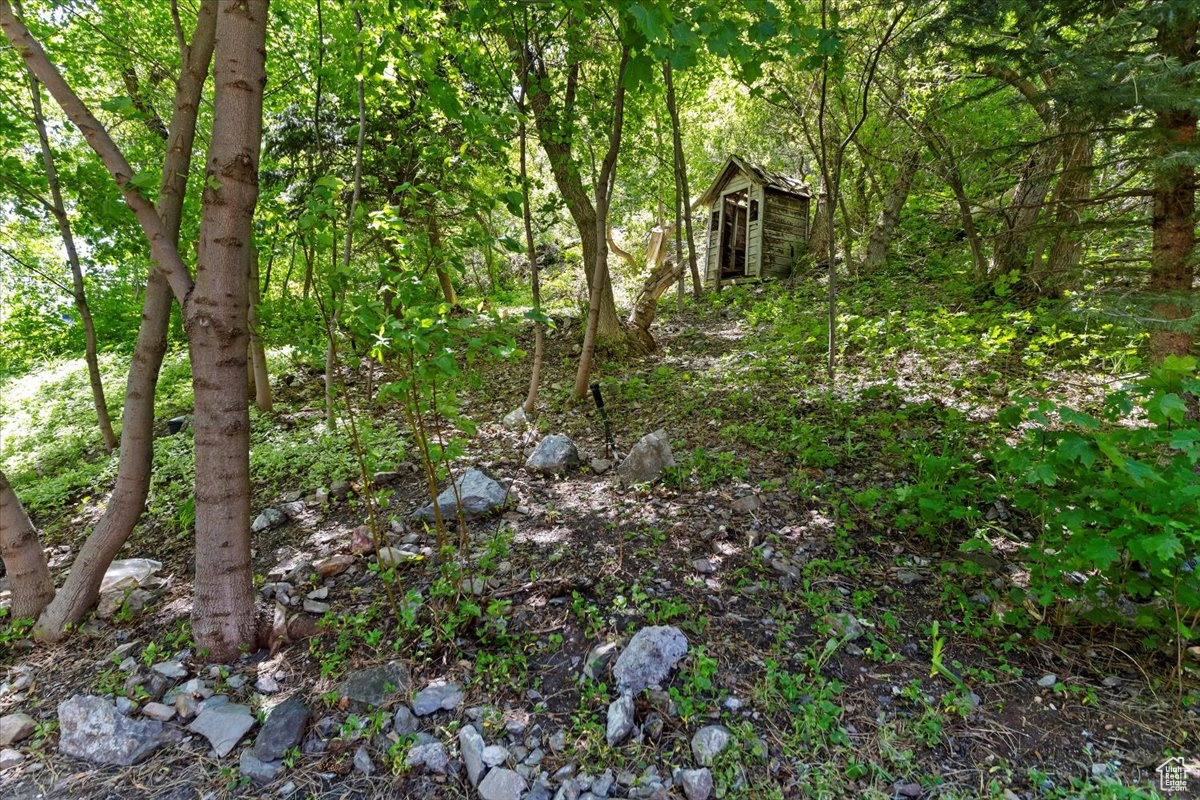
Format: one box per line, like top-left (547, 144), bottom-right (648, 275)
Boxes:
top-left (412, 469), bottom-right (509, 522)
top-left (613, 626), bottom-right (688, 694)
top-left (337, 663), bottom-right (411, 709)
top-left (525, 435), bottom-right (581, 475)
top-left (617, 430), bottom-right (675, 487)
top-left (478, 767), bottom-right (527, 800)
top-left (0, 713), bottom-right (35, 746)
top-left (255, 697), bottom-right (310, 761)
top-left (412, 680), bottom-right (464, 716)
top-left (605, 694), bottom-right (635, 746)
top-left (188, 703), bottom-right (256, 758)
top-left (681, 768), bottom-right (714, 800)
top-left (58, 695), bottom-right (174, 766)
top-left (459, 724), bottom-right (486, 787)
top-left (690, 725), bottom-right (732, 766)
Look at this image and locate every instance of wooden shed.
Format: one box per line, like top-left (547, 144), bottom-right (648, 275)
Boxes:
top-left (697, 155), bottom-right (812, 288)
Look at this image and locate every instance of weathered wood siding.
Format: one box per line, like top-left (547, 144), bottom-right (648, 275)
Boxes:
top-left (704, 207), bottom-right (720, 286)
top-left (760, 189), bottom-right (809, 278)
top-left (746, 183), bottom-right (764, 277)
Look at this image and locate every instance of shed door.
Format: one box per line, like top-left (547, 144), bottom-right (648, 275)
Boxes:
top-left (719, 189), bottom-right (749, 279)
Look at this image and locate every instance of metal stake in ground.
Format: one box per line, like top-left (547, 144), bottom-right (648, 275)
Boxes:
top-left (590, 381), bottom-right (616, 459)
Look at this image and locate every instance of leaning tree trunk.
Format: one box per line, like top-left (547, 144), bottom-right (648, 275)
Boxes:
top-left (0, 471), bottom-right (54, 620)
top-left (863, 147), bottom-right (920, 272)
top-left (24, 63), bottom-right (116, 452)
top-left (185, 0), bottom-right (268, 661)
top-left (990, 140), bottom-right (1060, 278)
top-left (22, 0), bottom-right (217, 642)
top-left (663, 60), bottom-right (702, 297)
top-left (1038, 123), bottom-right (1093, 294)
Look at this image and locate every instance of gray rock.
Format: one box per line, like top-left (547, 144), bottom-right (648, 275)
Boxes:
top-left (330, 480), bottom-right (353, 500)
top-left (152, 661), bottom-right (187, 680)
top-left (0, 712), bottom-right (35, 746)
top-left (373, 471), bottom-right (401, 486)
top-left (478, 767), bottom-right (527, 800)
top-left (255, 675), bottom-right (280, 694)
top-left (393, 706), bottom-right (418, 735)
top-left (459, 724), bottom-right (486, 787)
top-left (278, 501), bottom-right (306, 519)
top-left (255, 697), bottom-right (309, 761)
top-left (680, 768), bottom-right (713, 800)
top-left (188, 703), bottom-right (256, 758)
top-left (525, 435), bottom-right (581, 475)
top-left (1037, 674), bottom-right (1058, 689)
top-left (353, 745), bottom-right (374, 774)
top-left (731, 495), bottom-right (761, 514)
top-left (547, 729), bottom-right (566, 752)
top-left (617, 430), bottom-right (675, 487)
top-left (303, 599), bottom-right (330, 614)
top-left (581, 641), bottom-right (619, 682)
top-left (590, 458), bottom-right (613, 475)
top-left (605, 695), bottom-right (635, 746)
top-left (240, 750), bottom-right (283, 786)
top-left (252, 507), bottom-right (286, 533)
top-left (593, 769), bottom-right (615, 798)
top-left (482, 744), bottom-right (509, 766)
top-left (406, 740), bottom-right (449, 774)
top-left (412, 469), bottom-right (509, 522)
top-left (58, 695), bottom-right (174, 766)
top-left (826, 612), bottom-right (864, 641)
top-left (690, 725), bottom-right (732, 766)
top-left (502, 407), bottom-right (529, 431)
top-left (140, 702), bottom-right (175, 721)
top-left (690, 558), bottom-right (716, 575)
top-left (0, 748), bottom-right (24, 770)
top-left (337, 663), bottom-right (411, 709)
top-left (412, 680), bottom-right (464, 716)
top-left (613, 627), bottom-right (688, 694)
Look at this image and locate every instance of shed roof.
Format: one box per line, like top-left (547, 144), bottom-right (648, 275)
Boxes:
top-left (696, 155), bottom-right (812, 207)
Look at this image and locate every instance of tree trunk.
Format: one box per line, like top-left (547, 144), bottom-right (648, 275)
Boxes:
top-left (1039, 123), bottom-right (1093, 293)
top-left (23, 63), bottom-right (117, 452)
top-left (19, 0), bottom-right (217, 641)
top-left (0, 471), bottom-right (54, 620)
top-left (573, 47), bottom-right (629, 399)
top-left (185, 0), bottom-right (268, 661)
top-left (863, 147), bottom-right (919, 272)
top-left (663, 60), bottom-right (702, 297)
top-left (990, 141), bottom-right (1060, 277)
top-left (518, 32), bottom-right (543, 418)
top-left (428, 207), bottom-right (457, 307)
top-left (808, 187), bottom-right (833, 265)
top-left (1146, 15), bottom-right (1196, 362)
top-left (248, 247), bottom-right (272, 411)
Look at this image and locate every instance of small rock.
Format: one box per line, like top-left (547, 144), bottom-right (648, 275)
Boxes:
top-left (302, 599), bottom-right (330, 615)
top-left (525, 434), bottom-right (582, 475)
top-left (547, 729), bottom-right (566, 753)
top-left (255, 676), bottom-right (280, 694)
top-left (373, 471), bottom-right (401, 486)
top-left (483, 744), bottom-right (510, 766)
top-left (141, 702), bottom-right (175, 722)
top-left (680, 768), bottom-right (713, 800)
top-left (1037, 674), bottom-right (1058, 689)
top-left (896, 782), bottom-right (923, 798)
top-left (278, 501), bottom-right (305, 519)
top-left (0, 713), bottom-right (36, 746)
top-left (478, 767), bottom-right (527, 800)
top-left (407, 740), bottom-right (449, 774)
top-left (613, 627), bottom-right (688, 694)
top-left (0, 748), bottom-right (25, 770)
top-left (255, 697), bottom-right (310, 761)
top-left (252, 507), bottom-right (286, 533)
top-left (412, 680), bottom-right (464, 716)
top-left (330, 480), bottom-right (353, 500)
top-left (152, 661), bottom-right (188, 680)
top-left (826, 612), bottom-right (864, 641)
top-left (188, 703), bottom-right (257, 758)
top-left (690, 558), bottom-right (716, 575)
top-left (338, 663), bottom-right (411, 709)
top-left (731, 495), bottom-right (760, 514)
top-left (581, 642), bottom-right (619, 682)
top-left (502, 407), bottom-right (529, 431)
top-left (393, 706), bottom-right (418, 735)
top-left (240, 749), bottom-right (283, 786)
top-left (690, 725), bottom-right (732, 766)
top-left (175, 694), bottom-right (199, 720)
top-left (377, 546), bottom-right (418, 567)
top-left (350, 526), bottom-right (375, 555)
top-left (606, 695), bottom-right (635, 746)
top-left (353, 745), bottom-right (373, 774)
top-left (314, 554), bottom-right (355, 577)
top-left (58, 695), bottom-right (174, 766)
top-left (617, 430), bottom-right (675, 487)
top-left (459, 724), bottom-right (486, 787)
top-left (590, 457), bottom-right (613, 474)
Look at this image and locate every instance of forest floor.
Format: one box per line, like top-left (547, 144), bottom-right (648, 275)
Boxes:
top-left (1, 271), bottom-right (1195, 799)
